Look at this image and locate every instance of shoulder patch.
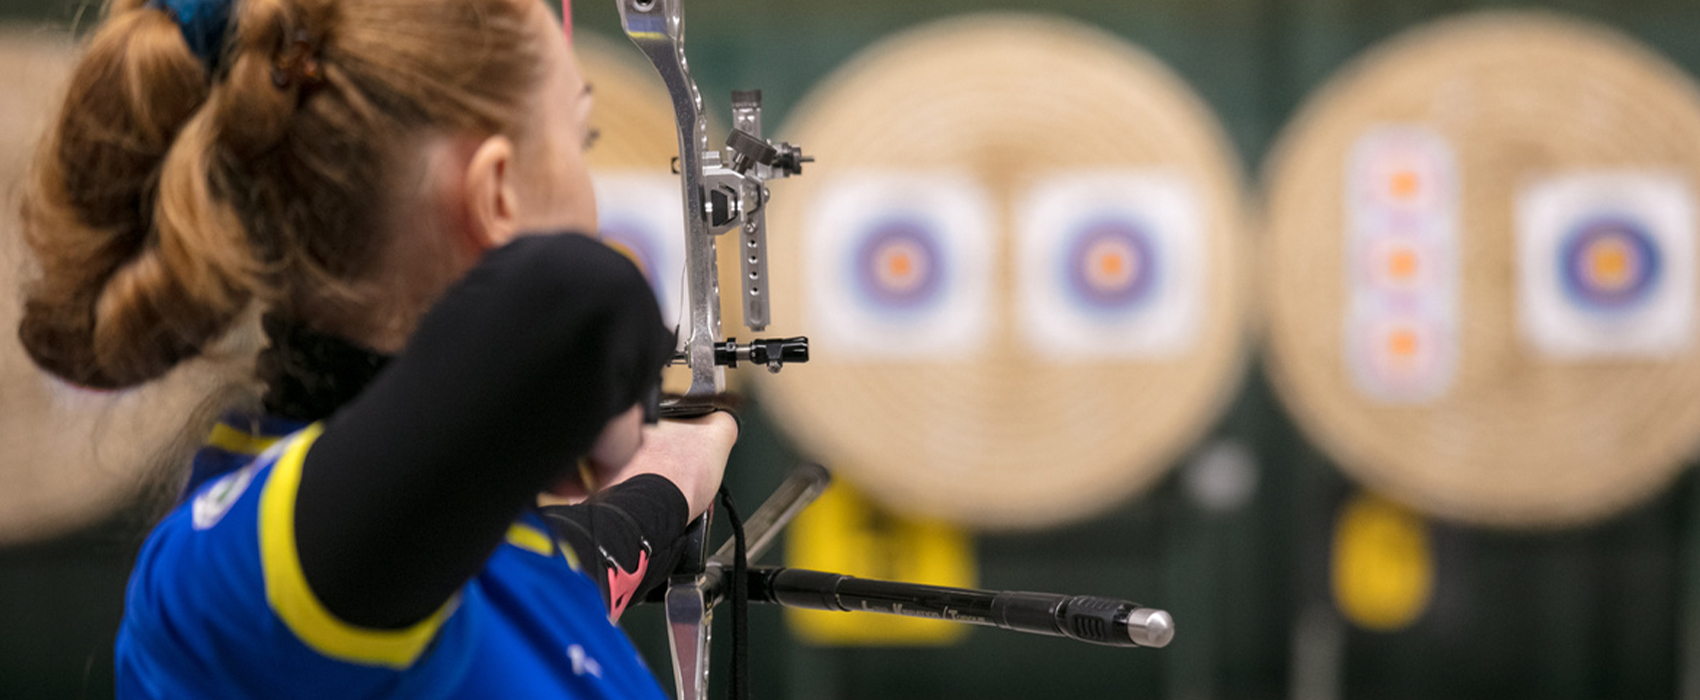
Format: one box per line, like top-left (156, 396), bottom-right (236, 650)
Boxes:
top-left (193, 462), bottom-right (259, 530)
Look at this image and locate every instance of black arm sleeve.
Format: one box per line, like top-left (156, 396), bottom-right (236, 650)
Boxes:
top-left (293, 233), bottom-right (675, 630)
top-left (540, 473), bottom-right (692, 618)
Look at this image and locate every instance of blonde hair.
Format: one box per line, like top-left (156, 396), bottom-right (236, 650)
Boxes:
top-left (19, 0), bottom-right (546, 389)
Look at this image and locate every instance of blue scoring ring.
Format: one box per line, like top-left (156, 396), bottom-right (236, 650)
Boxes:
top-left (851, 219), bottom-right (946, 312)
top-left (1062, 218), bottom-right (1158, 313)
top-left (1558, 216), bottom-right (1662, 313)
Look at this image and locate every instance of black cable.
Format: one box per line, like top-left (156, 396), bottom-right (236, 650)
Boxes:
top-left (717, 486), bottom-right (749, 700)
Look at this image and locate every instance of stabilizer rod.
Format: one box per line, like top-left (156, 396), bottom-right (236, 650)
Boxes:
top-left (747, 567), bottom-right (1175, 649)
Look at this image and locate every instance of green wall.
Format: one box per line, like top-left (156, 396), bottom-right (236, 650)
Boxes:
top-left (6, 0), bottom-right (1700, 698)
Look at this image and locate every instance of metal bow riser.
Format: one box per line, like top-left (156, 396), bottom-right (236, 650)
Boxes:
top-left (614, 2), bottom-right (1170, 698)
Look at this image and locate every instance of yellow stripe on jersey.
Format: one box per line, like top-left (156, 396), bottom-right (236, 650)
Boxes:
top-left (507, 522), bottom-right (581, 572)
top-left (207, 422), bottom-right (281, 456)
top-left (561, 541), bottom-right (582, 572)
top-left (505, 523), bottom-right (555, 557)
top-left (258, 423), bottom-right (458, 669)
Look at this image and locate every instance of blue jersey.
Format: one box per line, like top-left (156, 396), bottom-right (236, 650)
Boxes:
top-left (116, 420), bottom-right (672, 700)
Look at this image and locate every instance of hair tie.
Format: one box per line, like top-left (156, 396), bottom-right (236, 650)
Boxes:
top-left (271, 28), bottom-right (324, 89)
top-left (146, 0), bottom-right (235, 74)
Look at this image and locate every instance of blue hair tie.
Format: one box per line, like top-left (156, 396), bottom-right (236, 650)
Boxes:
top-left (146, 0), bottom-right (235, 73)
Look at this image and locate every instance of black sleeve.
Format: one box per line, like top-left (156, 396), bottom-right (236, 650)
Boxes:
top-left (540, 473), bottom-right (692, 619)
top-left (292, 233), bottom-right (676, 629)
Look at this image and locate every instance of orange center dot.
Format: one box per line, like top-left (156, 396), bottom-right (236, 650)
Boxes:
top-left (1390, 170), bottom-right (1420, 199)
top-left (1100, 253), bottom-right (1124, 277)
top-left (1590, 245), bottom-right (1630, 285)
top-left (1388, 329), bottom-right (1420, 358)
top-left (1388, 249), bottom-right (1418, 280)
top-left (888, 252), bottom-right (912, 277)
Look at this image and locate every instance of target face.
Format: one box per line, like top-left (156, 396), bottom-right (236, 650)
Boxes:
top-left (1354, 135), bottom-right (1454, 215)
top-left (601, 224), bottom-right (663, 293)
top-left (853, 220), bottom-right (947, 311)
top-left (1358, 237), bottom-right (1447, 294)
top-left (1344, 127), bottom-right (1459, 403)
top-left (1560, 219), bottom-right (1662, 311)
top-left (1349, 314), bottom-right (1455, 399)
top-left (1017, 171), bottom-right (1204, 360)
top-left (1262, 12), bottom-right (1700, 528)
top-left (1064, 220), bottom-right (1159, 312)
top-left (593, 173), bottom-right (686, 332)
top-left (1518, 172), bottom-right (1696, 358)
top-left (807, 171), bottom-right (996, 360)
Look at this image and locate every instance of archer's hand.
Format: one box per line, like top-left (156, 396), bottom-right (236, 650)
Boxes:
top-left (595, 412), bottom-right (737, 519)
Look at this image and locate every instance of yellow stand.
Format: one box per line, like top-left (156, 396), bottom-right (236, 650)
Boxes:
top-left (785, 481), bottom-right (977, 645)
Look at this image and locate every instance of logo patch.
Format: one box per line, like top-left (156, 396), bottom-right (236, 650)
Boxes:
top-left (566, 644), bottom-right (604, 679)
top-left (193, 463), bottom-right (258, 530)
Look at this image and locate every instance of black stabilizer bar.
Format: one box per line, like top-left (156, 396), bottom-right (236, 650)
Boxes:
top-left (747, 567), bottom-right (1174, 648)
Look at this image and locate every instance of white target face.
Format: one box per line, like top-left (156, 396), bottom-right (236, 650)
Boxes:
top-left (1346, 312), bottom-right (1456, 399)
top-left (1351, 130), bottom-right (1456, 216)
top-left (1356, 237), bottom-right (1448, 295)
top-left (593, 173), bottom-right (687, 333)
top-left (1016, 171), bottom-right (1205, 360)
top-left (1343, 126), bottom-right (1460, 404)
top-left (804, 171), bottom-right (996, 361)
top-left (1518, 171), bottom-right (1697, 358)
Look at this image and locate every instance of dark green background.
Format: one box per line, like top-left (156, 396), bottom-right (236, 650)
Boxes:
top-left (6, 0), bottom-right (1700, 698)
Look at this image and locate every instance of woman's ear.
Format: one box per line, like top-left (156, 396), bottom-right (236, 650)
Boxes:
top-left (463, 134), bottom-right (522, 251)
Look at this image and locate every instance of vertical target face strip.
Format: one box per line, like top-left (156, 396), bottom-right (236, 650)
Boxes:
top-left (594, 173), bottom-right (688, 336)
top-left (805, 171), bottom-right (996, 361)
top-left (1015, 171), bottom-right (1205, 360)
top-left (1343, 126), bottom-right (1461, 404)
top-left (1517, 172), bottom-right (1697, 358)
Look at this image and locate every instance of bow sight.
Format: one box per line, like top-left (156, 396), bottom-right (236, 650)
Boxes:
top-left (614, 1), bottom-right (1174, 698)
top-left (617, 0), bottom-right (811, 407)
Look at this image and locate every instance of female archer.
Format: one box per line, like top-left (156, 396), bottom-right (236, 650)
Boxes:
top-left (17, 0), bottom-right (733, 696)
